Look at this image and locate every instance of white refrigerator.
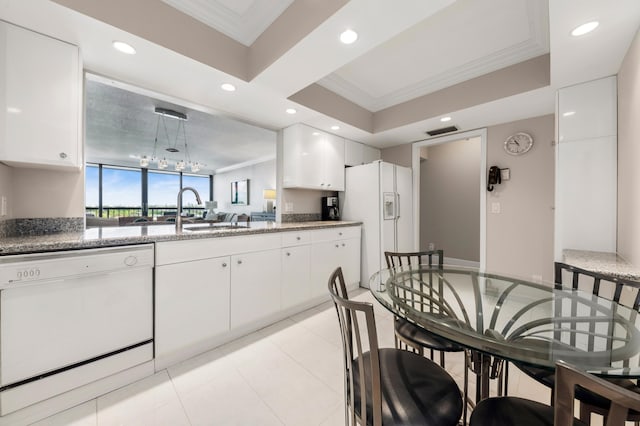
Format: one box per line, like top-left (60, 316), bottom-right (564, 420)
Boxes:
top-left (340, 161), bottom-right (414, 288)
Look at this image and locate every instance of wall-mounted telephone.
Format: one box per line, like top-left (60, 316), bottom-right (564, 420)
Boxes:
top-left (487, 166), bottom-right (501, 192)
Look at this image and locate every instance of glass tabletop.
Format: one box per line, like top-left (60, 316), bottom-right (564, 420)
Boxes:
top-left (369, 265), bottom-right (640, 378)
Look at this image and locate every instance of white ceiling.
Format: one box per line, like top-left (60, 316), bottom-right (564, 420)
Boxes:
top-left (318, 0), bottom-right (549, 111)
top-left (0, 0), bottom-right (639, 171)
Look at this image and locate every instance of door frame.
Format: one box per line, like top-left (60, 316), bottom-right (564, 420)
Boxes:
top-left (411, 128), bottom-right (487, 269)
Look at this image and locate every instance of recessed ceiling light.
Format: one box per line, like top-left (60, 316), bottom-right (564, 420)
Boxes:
top-left (340, 29), bottom-right (358, 45)
top-left (331, 125), bottom-right (340, 130)
top-left (571, 21), bottom-right (599, 37)
top-left (286, 108), bottom-right (297, 114)
top-left (221, 83), bottom-right (236, 92)
top-left (563, 111), bottom-right (576, 117)
top-left (112, 41), bottom-right (136, 55)
top-left (440, 116), bottom-right (452, 122)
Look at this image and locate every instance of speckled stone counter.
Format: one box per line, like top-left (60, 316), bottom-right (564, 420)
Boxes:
top-left (563, 249), bottom-right (640, 281)
top-left (0, 221), bottom-right (362, 256)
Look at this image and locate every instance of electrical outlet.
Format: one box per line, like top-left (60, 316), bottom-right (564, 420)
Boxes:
top-left (491, 202), bottom-right (501, 214)
top-left (428, 242), bottom-right (435, 251)
top-left (0, 196), bottom-right (6, 217)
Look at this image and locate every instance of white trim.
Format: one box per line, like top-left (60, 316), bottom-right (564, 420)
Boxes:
top-left (412, 128), bottom-right (487, 270)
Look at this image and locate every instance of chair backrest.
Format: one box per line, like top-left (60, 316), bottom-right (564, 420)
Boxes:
top-left (555, 262), bottom-right (640, 310)
top-left (384, 250), bottom-right (445, 317)
top-left (384, 249), bottom-right (444, 269)
top-left (555, 362), bottom-right (640, 426)
top-left (328, 267), bottom-right (383, 426)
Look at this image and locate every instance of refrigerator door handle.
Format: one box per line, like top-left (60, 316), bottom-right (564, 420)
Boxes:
top-left (395, 192), bottom-right (400, 219)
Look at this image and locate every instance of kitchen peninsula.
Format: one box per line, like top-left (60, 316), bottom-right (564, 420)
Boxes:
top-left (0, 220), bottom-right (361, 425)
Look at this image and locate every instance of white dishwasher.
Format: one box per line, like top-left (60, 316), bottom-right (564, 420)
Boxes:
top-left (0, 244), bottom-right (154, 415)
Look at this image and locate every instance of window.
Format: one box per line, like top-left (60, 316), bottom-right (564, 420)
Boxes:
top-left (85, 164), bottom-right (99, 209)
top-left (85, 163), bottom-right (212, 219)
top-left (148, 170), bottom-right (180, 212)
top-left (102, 166), bottom-right (142, 217)
top-left (183, 174), bottom-right (210, 201)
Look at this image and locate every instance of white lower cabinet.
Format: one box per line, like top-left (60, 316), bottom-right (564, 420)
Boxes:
top-left (282, 244), bottom-right (311, 310)
top-left (155, 256), bottom-right (230, 370)
top-left (310, 227), bottom-right (362, 298)
top-left (230, 248), bottom-right (282, 329)
top-left (154, 226), bottom-right (360, 369)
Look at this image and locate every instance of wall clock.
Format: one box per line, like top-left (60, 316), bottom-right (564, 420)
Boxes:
top-left (504, 132), bottom-right (533, 156)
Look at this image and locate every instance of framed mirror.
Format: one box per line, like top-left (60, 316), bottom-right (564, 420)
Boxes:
top-left (231, 179), bottom-right (250, 205)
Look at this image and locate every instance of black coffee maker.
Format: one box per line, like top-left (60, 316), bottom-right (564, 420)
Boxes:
top-left (321, 196), bottom-right (340, 220)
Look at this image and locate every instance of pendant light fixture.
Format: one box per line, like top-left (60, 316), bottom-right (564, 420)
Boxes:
top-left (140, 107), bottom-right (203, 173)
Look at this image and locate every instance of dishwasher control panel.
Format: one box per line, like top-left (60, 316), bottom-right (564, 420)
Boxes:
top-left (0, 244), bottom-right (154, 288)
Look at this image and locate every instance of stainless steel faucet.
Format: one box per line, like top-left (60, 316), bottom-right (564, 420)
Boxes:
top-left (176, 187), bottom-right (202, 231)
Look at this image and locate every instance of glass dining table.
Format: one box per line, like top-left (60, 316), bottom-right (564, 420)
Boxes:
top-left (369, 265), bottom-right (640, 401)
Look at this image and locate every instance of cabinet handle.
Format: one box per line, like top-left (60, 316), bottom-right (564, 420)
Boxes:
top-left (222, 262), bottom-right (228, 267)
top-left (335, 244), bottom-right (340, 248)
top-left (59, 152), bottom-right (67, 159)
top-left (342, 243), bottom-right (345, 247)
top-left (327, 183), bottom-right (331, 187)
top-left (237, 260), bottom-right (243, 265)
top-left (338, 232), bottom-right (343, 236)
top-left (296, 236), bottom-right (301, 240)
top-left (286, 252), bottom-right (291, 256)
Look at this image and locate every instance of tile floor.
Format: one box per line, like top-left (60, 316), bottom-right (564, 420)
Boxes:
top-left (33, 289), bottom-right (561, 426)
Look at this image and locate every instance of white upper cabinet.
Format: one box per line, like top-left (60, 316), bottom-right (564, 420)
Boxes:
top-left (558, 76), bottom-right (617, 143)
top-left (0, 21), bottom-right (82, 170)
top-left (345, 139), bottom-right (380, 166)
top-left (555, 76), bottom-right (617, 256)
top-left (283, 123), bottom-right (345, 191)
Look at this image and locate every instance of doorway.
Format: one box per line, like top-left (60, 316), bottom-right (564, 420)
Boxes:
top-left (411, 129), bottom-right (487, 268)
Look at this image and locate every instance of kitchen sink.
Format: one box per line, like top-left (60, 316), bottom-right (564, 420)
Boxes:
top-left (183, 224), bottom-right (249, 231)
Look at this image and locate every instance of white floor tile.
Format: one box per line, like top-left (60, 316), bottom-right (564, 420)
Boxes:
top-left (30, 290), bottom-right (567, 426)
top-left (96, 371), bottom-right (189, 426)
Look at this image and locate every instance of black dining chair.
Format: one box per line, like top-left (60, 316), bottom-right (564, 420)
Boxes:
top-left (513, 262), bottom-right (640, 425)
top-left (385, 250), bottom-right (476, 422)
top-left (328, 266), bottom-right (463, 426)
top-left (470, 361), bottom-right (640, 426)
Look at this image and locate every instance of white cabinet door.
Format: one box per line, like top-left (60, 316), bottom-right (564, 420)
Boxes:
top-left (230, 248), bottom-right (282, 329)
top-left (281, 245), bottom-right (311, 309)
top-left (323, 132), bottom-right (345, 191)
top-left (283, 124), bottom-right (345, 190)
top-left (155, 256), bottom-right (230, 369)
top-left (342, 238), bottom-right (362, 287)
top-left (344, 139), bottom-right (363, 166)
top-left (345, 140), bottom-right (380, 166)
top-left (310, 240), bottom-right (339, 299)
top-left (0, 22), bottom-right (81, 170)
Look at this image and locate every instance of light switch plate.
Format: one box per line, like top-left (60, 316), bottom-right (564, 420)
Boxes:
top-left (500, 168), bottom-right (510, 180)
top-left (491, 202), bottom-right (501, 214)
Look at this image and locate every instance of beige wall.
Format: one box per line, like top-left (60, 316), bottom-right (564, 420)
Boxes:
top-left (381, 144), bottom-right (412, 168)
top-left (420, 137), bottom-right (481, 262)
top-left (486, 115), bottom-right (555, 281)
top-left (0, 163), bottom-right (13, 220)
top-left (617, 28), bottom-right (640, 267)
top-left (12, 167), bottom-right (85, 218)
top-left (384, 115), bottom-right (555, 280)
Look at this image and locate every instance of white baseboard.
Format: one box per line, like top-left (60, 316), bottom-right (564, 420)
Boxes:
top-left (443, 257), bottom-right (480, 268)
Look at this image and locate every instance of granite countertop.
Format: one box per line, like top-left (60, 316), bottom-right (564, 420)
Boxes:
top-left (562, 249), bottom-right (640, 281)
top-left (0, 221), bottom-right (361, 256)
